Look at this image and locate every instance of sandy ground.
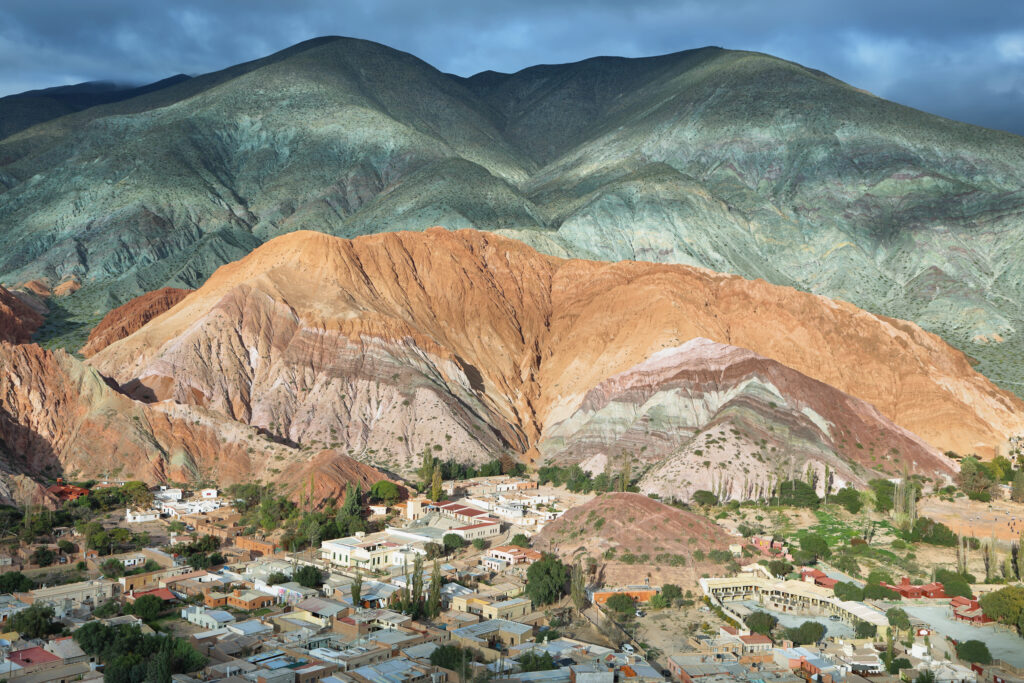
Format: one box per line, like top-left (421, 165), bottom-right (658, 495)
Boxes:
top-left (920, 496), bottom-right (1024, 543)
top-left (634, 606), bottom-right (723, 658)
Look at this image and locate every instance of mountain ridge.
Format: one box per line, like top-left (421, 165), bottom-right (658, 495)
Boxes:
top-left (3, 36), bottom-right (1024, 396)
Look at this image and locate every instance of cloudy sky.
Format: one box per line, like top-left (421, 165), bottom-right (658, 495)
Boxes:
top-left (2, 0), bottom-right (1023, 134)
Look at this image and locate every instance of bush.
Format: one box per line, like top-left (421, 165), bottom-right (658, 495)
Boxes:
top-left (833, 487), bottom-right (862, 513)
top-left (510, 534), bottom-right (530, 548)
top-left (266, 571), bottom-right (289, 586)
top-left (910, 518), bottom-right (957, 546)
top-left (93, 600), bottom-right (121, 618)
top-left (472, 538), bottom-right (486, 551)
top-left (868, 479), bottom-right (896, 513)
top-left (767, 560), bottom-right (793, 577)
top-left (889, 658), bottom-right (912, 674)
top-left (692, 490), bottom-right (719, 507)
top-left (662, 584), bottom-right (683, 602)
top-left (956, 640), bottom-right (992, 664)
top-left (369, 480), bottom-right (400, 505)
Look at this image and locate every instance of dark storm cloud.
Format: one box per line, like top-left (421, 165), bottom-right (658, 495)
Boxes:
top-left (1, 0), bottom-right (1023, 134)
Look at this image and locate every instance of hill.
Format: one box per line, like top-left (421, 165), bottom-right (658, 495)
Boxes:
top-left (533, 492), bottom-right (741, 585)
top-left (82, 229), bottom-right (1003, 493)
top-left (2, 38), bottom-right (1024, 393)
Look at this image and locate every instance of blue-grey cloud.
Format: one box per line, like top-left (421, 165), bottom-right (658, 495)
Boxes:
top-left (1, 0), bottom-right (1022, 135)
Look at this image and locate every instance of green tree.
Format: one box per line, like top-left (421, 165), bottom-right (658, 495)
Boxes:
top-left (427, 561), bottom-right (441, 619)
top-left (0, 571), bottom-right (32, 593)
top-left (956, 640), bottom-right (992, 664)
top-left (443, 533), bottom-right (465, 554)
top-left (833, 582), bottom-right (864, 602)
top-left (800, 533), bottom-right (831, 560)
top-left (525, 554), bottom-right (567, 606)
top-left (914, 670), bottom-right (936, 683)
top-left (430, 644), bottom-right (473, 674)
top-left (472, 538), bottom-right (486, 551)
top-left (767, 560), bottom-right (794, 577)
top-left (570, 561), bottom-right (587, 614)
top-left (30, 547), bottom-right (55, 567)
top-left (854, 621), bottom-right (877, 639)
top-left (776, 479), bottom-right (820, 508)
top-left (868, 479), bottom-right (896, 513)
top-left (57, 539), bottom-right (76, 555)
top-left (102, 558), bottom-right (126, 577)
top-left (744, 611), bottom-right (778, 636)
top-left (294, 565), bottom-right (323, 589)
top-left (863, 584), bottom-right (901, 600)
top-left (93, 600), bottom-right (121, 618)
top-left (351, 571), bottom-right (363, 608)
top-left (431, 468), bottom-right (444, 502)
top-left (518, 651), bottom-right (556, 672)
top-left (369, 480), bottom-right (400, 505)
top-left (9, 603), bottom-right (58, 639)
top-left (662, 584), bottom-right (683, 603)
top-left (605, 593), bottom-right (635, 614)
top-left (833, 486), bottom-right (862, 513)
top-left (979, 585), bottom-right (1024, 629)
top-left (131, 594), bottom-right (164, 621)
top-left (411, 555), bottom-right (425, 616)
top-left (785, 621), bottom-right (826, 645)
top-left (1013, 469), bottom-right (1024, 503)
top-left (510, 534), bottom-right (530, 548)
top-left (266, 571), bottom-right (289, 585)
top-left (886, 607), bottom-right (911, 632)
top-left (648, 593), bottom-right (669, 609)
top-left (959, 457), bottom-right (995, 497)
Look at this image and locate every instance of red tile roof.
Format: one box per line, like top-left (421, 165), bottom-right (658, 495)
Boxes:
top-left (9, 647), bottom-right (60, 666)
top-left (739, 634), bottom-right (772, 645)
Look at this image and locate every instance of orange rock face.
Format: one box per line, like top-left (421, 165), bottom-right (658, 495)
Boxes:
top-left (89, 228), bottom-right (1024, 465)
top-left (0, 341), bottom-right (387, 504)
top-left (80, 287), bottom-right (192, 357)
top-left (0, 286), bottom-right (43, 344)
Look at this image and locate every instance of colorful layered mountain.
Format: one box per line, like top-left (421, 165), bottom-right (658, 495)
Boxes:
top-left (0, 341), bottom-right (391, 505)
top-left (83, 229), bottom-right (1016, 495)
top-left (3, 38), bottom-right (1024, 395)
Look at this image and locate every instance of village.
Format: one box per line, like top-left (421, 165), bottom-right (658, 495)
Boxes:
top-left (0, 472), bottom-right (1019, 683)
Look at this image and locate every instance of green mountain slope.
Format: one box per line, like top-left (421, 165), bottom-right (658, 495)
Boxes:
top-left (3, 37), bottom-right (1024, 392)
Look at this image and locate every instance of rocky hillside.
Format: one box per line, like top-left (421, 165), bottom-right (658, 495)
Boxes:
top-left (3, 38), bottom-right (1024, 394)
top-left (547, 337), bottom-right (955, 501)
top-left (83, 229), bottom-right (1010, 493)
top-left (0, 286), bottom-right (42, 343)
top-left (80, 287), bottom-right (192, 357)
top-left (0, 341), bottom-right (390, 505)
top-left (533, 492), bottom-right (741, 585)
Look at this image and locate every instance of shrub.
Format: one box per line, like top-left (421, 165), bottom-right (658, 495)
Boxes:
top-left (833, 486), bottom-right (862, 513)
top-left (692, 490), bottom-right (719, 507)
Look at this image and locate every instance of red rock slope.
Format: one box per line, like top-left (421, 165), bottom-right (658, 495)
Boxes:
top-left (0, 286), bottom-right (43, 343)
top-left (88, 229), bottom-right (1024, 469)
top-left (80, 287), bottom-right (192, 357)
top-left (0, 342), bottom-right (389, 501)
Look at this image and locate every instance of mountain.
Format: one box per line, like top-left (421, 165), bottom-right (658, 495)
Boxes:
top-left (0, 340), bottom-right (391, 505)
top-left (3, 37), bottom-right (1024, 397)
top-left (83, 229), bottom-right (1006, 496)
top-left (545, 337), bottom-right (955, 501)
top-left (0, 75), bottom-right (191, 141)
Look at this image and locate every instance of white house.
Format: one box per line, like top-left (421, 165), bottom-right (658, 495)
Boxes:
top-left (126, 508), bottom-right (161, 523)
top-left (182, 605), bottom-right (235, 630)
top-left (200, 489), bottom-right (219, 499)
